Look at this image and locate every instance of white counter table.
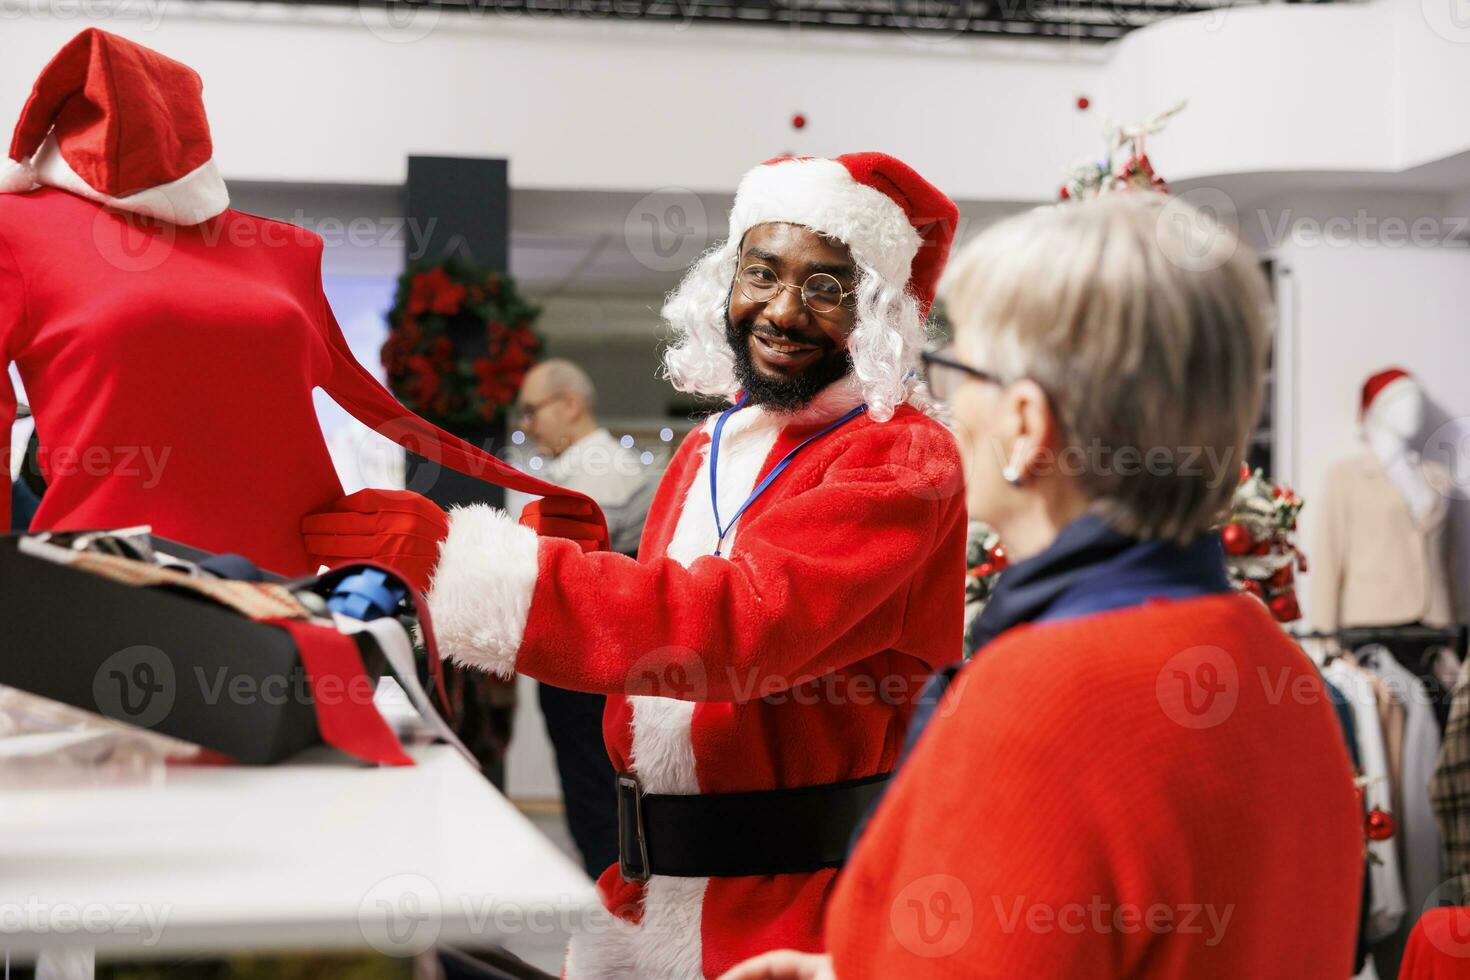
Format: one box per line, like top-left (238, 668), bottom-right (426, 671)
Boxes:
top-left (0, 743), bottom-right (596, 970)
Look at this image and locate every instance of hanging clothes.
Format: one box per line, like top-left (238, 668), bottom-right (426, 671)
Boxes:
top-left (1326, 677), bottom-right (1373, 977)
top-left (1328, 657), bottom-right (1407, 942)
top-left (1361, 644), bottom-right (1446, 915)
top-left (1431, 655), bottom-right (1470, 904)
top-left (1344, 624), bottom-right (1466, 733)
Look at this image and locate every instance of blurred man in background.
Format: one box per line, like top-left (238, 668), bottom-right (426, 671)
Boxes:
top-left (516, 358), bottom-right (652, 875)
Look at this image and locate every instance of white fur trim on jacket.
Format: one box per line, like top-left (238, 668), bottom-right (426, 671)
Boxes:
top-left (0, 156), bottom-right (35, 194)
top-left (32, 133), bottom-right (228, 226)
top-left (425, 504), bottom-right (539, 678)
top-left (728, 157), bottom-right (922, 291)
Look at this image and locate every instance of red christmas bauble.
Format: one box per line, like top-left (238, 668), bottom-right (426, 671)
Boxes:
top-left (1251, 538), bottom-right (1272, 556)
top-left (1269, 592), bottom-right (1301, 623)
top-left (1242, 580), bottom-right (1265, 600)
top-left (1221, 523), bottom-right (1253, 556)
top-left (1059, 186), bottom-right (1071, 200)
top-left (973, 562), bottom-right (995, 578)
top-left (991, 545), bottom-right (1008, 569)
top-left (1366, 808), bottom-right (1395, 842)
top-left (791, 113), bottom-right (807, 130)
top-left (1268, 564), bottom-right (1294, 589)
top-left (1075, 95), bottom-right (1090, 110)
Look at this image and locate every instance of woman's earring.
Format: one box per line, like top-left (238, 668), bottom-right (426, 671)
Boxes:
top-left (1002, 444), bottom-right (1027, 486)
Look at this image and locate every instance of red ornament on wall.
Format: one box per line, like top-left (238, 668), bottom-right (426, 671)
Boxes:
top-left (1075, 96), bottom-right (1091, 111)
top-left (791, 113), bottom-right (807, 130)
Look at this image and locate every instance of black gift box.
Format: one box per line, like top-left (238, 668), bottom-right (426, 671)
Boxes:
top-left (0, 534), bottom-right (384, 764)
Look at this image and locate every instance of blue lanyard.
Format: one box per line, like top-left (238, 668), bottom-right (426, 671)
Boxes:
top-left (709, 393), bottom-right (868, 557)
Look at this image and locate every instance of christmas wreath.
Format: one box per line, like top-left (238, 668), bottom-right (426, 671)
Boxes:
top-left (382, 259), bottom-right (542, 429)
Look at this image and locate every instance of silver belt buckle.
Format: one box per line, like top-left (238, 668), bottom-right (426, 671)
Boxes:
top-left (616, 772), bottom-right (650, 883)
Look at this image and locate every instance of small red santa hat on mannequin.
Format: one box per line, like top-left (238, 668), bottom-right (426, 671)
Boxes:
top-left (1360, 367), bottom-right (1414, 420)
top-left (0, 28), bottom-right (228, 225)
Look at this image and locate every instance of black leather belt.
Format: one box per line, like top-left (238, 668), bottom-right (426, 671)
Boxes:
top-left (616, 771), bottom-right (890, 882)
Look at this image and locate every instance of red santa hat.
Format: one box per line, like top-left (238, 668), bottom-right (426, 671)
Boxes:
top-left (728, 153), bottom-right (958, 316)
top-left (0, 28), bottom-right (228, 225)
top-left (1360, 367), bottom-right (1413, 419)
top-left (662, 153), bottom-right (957, 422)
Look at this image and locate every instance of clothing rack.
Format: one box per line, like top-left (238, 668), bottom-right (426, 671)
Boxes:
top-left (1293, 624), bottom-right (1469, 667)
top-left (1293, 624), bottom-right (1468, 643)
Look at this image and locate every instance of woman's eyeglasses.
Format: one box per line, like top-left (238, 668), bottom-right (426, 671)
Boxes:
top-left (737, 264), bottom-right (855, 316)
top-left (921, 346), bottom-right (1005, 403)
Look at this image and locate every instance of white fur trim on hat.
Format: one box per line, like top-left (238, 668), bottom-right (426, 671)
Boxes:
top-left (425, 503), bottom-right (539, 677)
top-left (728, 157), bottom-right (923, 292)
top-left (32, 133), bottom-right (228, 226)
top-left (1365, 375), bottom-right (1418, 416)
top-left (0, 156), bottom-right (36, 194)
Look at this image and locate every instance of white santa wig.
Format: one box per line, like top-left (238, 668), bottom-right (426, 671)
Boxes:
top-left (660, 155), bottom-right (957, 423)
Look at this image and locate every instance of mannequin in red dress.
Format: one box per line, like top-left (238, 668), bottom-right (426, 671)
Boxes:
top-left (0, 29), bottom-right (599, 577)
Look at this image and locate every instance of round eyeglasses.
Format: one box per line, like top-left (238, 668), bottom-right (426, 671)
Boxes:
top-left (737, 264), bottom-right (855, 315)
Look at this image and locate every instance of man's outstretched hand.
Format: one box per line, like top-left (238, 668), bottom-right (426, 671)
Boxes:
top-left (519, 495), bottom-right (610, 553)
top-left (717, 951), bottom-right (836, 980)
top-left (301, 488), bottom-right (449, 594)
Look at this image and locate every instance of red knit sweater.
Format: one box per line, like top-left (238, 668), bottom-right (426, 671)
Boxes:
top-left (826, 594), bottom-right (1364, 979)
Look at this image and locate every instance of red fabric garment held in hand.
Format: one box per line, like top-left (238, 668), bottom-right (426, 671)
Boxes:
top-left (269, 618), bottom-right (413, 767)
top-left (0, 190), bottom-right (602, 573)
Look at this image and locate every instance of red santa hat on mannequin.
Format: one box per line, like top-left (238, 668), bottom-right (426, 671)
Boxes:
top-left (661, 152), bottom-right (958, 422)
top-left (0, 28), bottom-right (228, 225)
top-left (1360, 367), bottom-right (1414, 420)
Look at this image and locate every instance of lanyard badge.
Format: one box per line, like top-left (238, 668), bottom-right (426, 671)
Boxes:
top-left (708, 393), bottom-right (867, 557)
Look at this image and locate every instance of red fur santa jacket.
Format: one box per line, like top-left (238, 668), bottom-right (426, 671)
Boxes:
top-left (427, 378), bottom-right (967, 978)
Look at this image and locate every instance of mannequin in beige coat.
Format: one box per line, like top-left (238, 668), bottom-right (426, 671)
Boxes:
top-left (1310, 369), bottom-right (1459, 632)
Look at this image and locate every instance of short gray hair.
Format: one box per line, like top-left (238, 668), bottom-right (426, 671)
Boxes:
top-left (532, 358), bottom-right (598, 413)
top-left (939, 193), bottom-right (1270, 542)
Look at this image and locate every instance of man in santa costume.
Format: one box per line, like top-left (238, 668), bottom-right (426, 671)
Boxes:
top-left (307, 153), bottom-right (965, 978)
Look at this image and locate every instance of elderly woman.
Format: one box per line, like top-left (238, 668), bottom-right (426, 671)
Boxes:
top-left (722, 194), bottom-right (1364, 979)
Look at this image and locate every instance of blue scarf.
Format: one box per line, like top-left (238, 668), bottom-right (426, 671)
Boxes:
top-left (969, 514), bottom-right (1231, 648)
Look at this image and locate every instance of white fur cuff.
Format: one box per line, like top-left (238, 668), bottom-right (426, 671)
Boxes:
top-left (0, 156), bottom-right (36, 194)
top-left (425, 504), bottom-right (539, 678)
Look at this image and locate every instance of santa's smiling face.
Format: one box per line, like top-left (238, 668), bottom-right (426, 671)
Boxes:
top-left (725, 222), bottom-right (858, 411)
